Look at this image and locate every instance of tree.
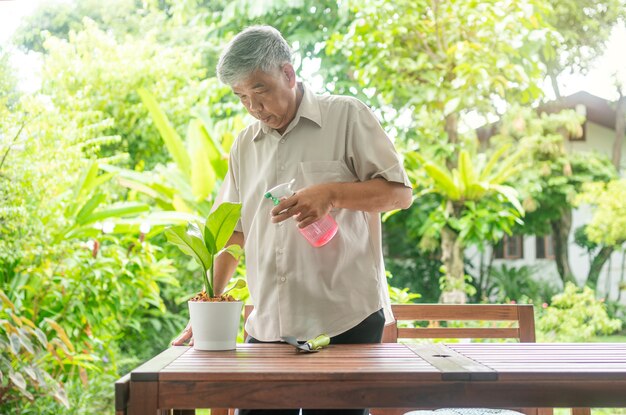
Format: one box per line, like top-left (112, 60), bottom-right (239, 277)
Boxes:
top-left (404, 147), bottom-right (525, 303)
top-left (0, 48), bottom-right (18, 110)
top-left (327, 0), bottom-right (553, 301)
top-left (491, 107), bottom-right (618, 285)
top-left (576, 179), bottom-right (626, 288)
top-left (540, 1), bottom-right (626, 173)
top-left (613, 87), bottom-right (625, 170)
top-left (13, 0), bottom-right (146, 53)
top-left (328, 0), bottom-right (550, 148)
top-left (541, 0), bottom-right (626, 99)
top-left (40, 18), bottom-right (215, 169)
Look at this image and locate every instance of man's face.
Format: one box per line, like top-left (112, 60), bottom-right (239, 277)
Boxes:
top-left (231, 64), bottom-right (298, 134)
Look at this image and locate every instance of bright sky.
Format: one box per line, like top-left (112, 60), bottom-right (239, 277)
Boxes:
top-left (0, 0), bottom-right (40, 44)
top-left (1, 0), bottom-right (625, 101)
top-left (556, 23), bottom-right (626, 101)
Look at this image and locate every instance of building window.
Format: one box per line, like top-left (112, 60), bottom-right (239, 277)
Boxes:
top-left (568, 104), bottom-right (586, 141)
top-left (494, 235), bottom-right (524, 259)
top-left (568, 121), bottom-right (587, 141)
top-left (536, 235), bottom-right (555, 259)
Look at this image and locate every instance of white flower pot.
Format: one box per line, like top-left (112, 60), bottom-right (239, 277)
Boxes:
top-left (188, 300), bottom-right (243, 351)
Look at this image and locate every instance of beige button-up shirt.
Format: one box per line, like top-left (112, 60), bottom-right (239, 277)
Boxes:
top-left (217, 83), bottom-right (411, 341)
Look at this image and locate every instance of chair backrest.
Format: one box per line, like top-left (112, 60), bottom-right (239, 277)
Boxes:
top-left (244, 303), bottom-right (535, 343)
top-left (382, 303), bottom-right (536, 343)
top-left (374, 304), bottom-right (539, 415)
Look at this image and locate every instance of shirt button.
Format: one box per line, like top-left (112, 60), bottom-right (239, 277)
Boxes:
top-left (280, 139), bottom-right (286, 144)
top-left (279, 165), bottom-right (285, 171)
top-left (278, 222), bottom-right (284, 227)
top-left (280, 276), bottom-right (286, 282)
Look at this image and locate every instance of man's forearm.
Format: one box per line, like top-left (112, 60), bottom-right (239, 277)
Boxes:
top-left (327, 178), bottom-right (412, 212)
top-left (212, 231), bottom-right (244, 296)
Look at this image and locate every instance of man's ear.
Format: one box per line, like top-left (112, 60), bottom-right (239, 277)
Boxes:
top-left (282, 63), bottom-right (297, 88)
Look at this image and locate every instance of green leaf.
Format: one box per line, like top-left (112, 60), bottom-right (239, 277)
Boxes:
top-left (207, 202), bottom-right (242, 252)
top-left (195, 111), bottom-right (227, 159)
top-left (45, 319), bottom-right (74, 353)
top-left (222, 244), bottom-right (244, 261)
top-left (9, 370), bottom-right (27, 392)
top-left (381, 208), bottom-right (402, 222)
top-left (203, 224), bottom-right (217, 255)
top-left (138, 88), bottom-right (191, 178)
top-left (53, 386), bottom-right (70, 409)
top-left (424, 163), bottom-right (461, 200)
top-left (9, 333), bottom-right (21, 355)
top-left (489, 149), bottom-right (526, 184)
top-left (136, 211), bottom-right (204, 227)
top-left (480, 144), bottom-right (511, 180)
top-left (116, 176), bottom-right (173, 206)
top-left (458, 150), bottom-right (476, 189)
top-left (81, 202), bottom-right (150, 223)
top-left (65, 161), bottom-right (99, 218)
top-left (222, 278), bottom-right (247, 295)
top-left (443, 97), bottom-right (461, 116)
top-left (0, 291), bottom-right (15, 310)
top-left (75, 160), bottom-right (99, 201)
top-left (23, 366), bottom-right (37, 381)
top-left (33, 328), bottom-right (48, 348)
top-left (75, 193), bottom-right (106, 224)
top-left (492, 184), bottom-right (525, 216)
top-left (187, 119), bottom-right (216, 201)
top-left (165, 226), bottom-right (212, 274)
top-left (17, 328), bottom-right (34, 354)
top-left (85, 171), bottom-right (116, 195)
top-left (200, 122), bottom-right (228, 181)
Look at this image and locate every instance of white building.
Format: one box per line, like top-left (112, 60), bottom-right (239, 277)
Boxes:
top-left (467, 91), bottom-right (626, 301)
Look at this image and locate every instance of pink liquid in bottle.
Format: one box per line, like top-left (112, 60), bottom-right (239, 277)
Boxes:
top-left (298, 214), bottom-right (338, 247)
top-left (265, 180), bottom-right (339, 247)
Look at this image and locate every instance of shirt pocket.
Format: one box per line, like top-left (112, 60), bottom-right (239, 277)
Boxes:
top-left (296, 160), bottom-right (356, 188)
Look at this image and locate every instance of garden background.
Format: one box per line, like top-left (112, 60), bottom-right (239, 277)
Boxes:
top-left (1, 0), bottom-right (626, 413)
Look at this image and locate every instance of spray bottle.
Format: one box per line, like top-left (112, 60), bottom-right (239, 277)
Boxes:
top-left (264, 179), bottom-right (338, 247)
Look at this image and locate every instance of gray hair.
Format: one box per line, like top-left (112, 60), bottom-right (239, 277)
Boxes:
top-left (216, 25), bottom-right (293, 86)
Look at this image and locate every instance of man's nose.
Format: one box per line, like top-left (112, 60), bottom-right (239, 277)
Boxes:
top-left (248, 96), bottom-right (263, 112)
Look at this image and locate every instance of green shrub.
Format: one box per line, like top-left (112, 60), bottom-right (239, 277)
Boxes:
top-left (0, 292), bottom-right (69, 411)
top-left (537, 282), bottom-right (622, 342)
top-left (482, 263), bottom-right (559, 304)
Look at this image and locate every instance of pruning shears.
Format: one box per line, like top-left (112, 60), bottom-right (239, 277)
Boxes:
top-left (281, 334), bottom-right (330, 353)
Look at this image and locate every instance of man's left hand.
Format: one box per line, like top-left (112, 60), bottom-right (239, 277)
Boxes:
top-left (271, 183), bottom-right (335, 228)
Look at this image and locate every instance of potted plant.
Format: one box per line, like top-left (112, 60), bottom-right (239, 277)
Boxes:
top-left (165, 202), bottom-right (245, 350)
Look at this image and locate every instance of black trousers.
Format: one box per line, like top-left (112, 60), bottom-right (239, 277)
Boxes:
top-left (236, 308), bottom-right (386, 415)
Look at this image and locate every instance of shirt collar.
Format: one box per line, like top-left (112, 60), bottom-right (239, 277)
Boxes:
top-left (252, 82), bottom-right (322, 141)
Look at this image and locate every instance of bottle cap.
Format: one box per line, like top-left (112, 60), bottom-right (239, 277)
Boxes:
top-left (264, 179), bottom-right (296, 206)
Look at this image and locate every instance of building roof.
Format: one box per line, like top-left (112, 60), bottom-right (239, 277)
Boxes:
top-left (477, 91), bottom-right (620, 144)
top-left (540, 91), bottom-right (618, 131)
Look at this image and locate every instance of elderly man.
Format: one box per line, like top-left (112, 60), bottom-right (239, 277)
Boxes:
top-left (173, 25), bottom-right (412, 415)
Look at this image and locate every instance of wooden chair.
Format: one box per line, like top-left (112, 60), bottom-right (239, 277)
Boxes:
top-left (373, 304), bottom-right (590, 415)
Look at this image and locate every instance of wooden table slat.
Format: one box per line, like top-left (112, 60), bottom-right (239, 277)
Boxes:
top-left (131, 346), bottom-right (189, 381)
top-left (406, 343), bottom-right (497, 381)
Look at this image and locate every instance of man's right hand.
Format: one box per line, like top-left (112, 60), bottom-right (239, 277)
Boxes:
top-left (172, 321), bottom-right (193, 346)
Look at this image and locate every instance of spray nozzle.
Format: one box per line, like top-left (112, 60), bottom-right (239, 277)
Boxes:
top-left (264, 179), bottom-right (296, 206)
top-left (264, 192), bottom-right (281, 206)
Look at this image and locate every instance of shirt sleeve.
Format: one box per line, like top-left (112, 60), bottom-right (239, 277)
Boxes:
top-left (214, 138), bottom-right (243, 232)
top-left (345, 100), bottom-right (412, 188)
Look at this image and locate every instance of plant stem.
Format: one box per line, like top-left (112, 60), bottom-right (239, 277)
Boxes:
top-left (206, 255), bottom-right (214, 298)
top-left (0, 120), bottom-right (27, 172)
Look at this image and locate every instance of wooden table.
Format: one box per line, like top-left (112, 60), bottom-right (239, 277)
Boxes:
top-left (117, 343), bottom-right (626, 414)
